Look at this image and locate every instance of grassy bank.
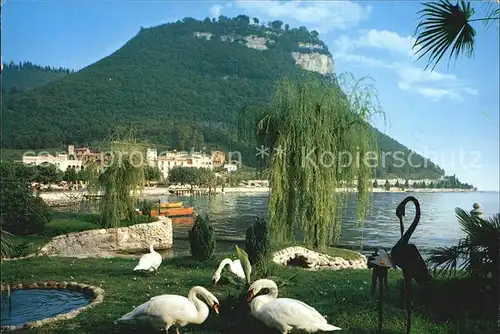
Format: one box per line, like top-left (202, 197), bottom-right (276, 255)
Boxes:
top-left (11, 211), bottom-right (364, 261)
top-left (1, 253), bottom-right (495, 333)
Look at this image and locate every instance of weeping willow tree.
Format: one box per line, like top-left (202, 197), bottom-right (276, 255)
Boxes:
top-left (89, 130), bottom-right (148, 228)
top-left (238, 73), bottom-right (383, 249)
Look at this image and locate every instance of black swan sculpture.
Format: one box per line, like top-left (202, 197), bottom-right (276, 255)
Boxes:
top-left (390, 196), bottom-right (432, 334)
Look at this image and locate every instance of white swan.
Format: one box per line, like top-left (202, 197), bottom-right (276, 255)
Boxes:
top-left (116, 286), bottom-right (220, 333)
top-left (247, 279), bottom-right (341, 333)
top-left (134, 242), bottom-right (163, 275)
top-left (212, 258), bottom-right (248, 285)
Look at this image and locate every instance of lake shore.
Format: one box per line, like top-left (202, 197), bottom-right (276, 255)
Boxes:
top-left (38, 186), bottom-right (476, 205)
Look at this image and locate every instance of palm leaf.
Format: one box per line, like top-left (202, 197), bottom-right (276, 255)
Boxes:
top-left (481, 0), bottom-right (500, 30)
top-left (413, 0), bottom-right (476, 71)
top-left (235, 245), bottom-right (252, 284)
top-left (427, 244), bottom-right (466, 278)
top-left (0, 228), bottom-right (16, 258)
top-left (455, 208), bottom-right (499, 248)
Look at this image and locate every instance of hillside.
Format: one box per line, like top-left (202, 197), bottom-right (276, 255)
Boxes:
top-left (1, 61), bottom-right (71, 94)
top-left (2, 15), bottom-right (444, 180)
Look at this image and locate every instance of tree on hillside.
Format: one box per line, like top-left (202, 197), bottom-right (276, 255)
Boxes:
top-left (384, 180), bottom-right (391, 190)
top-left (238, 73), bottom-right (382, 249)
top-left (373, 179), bottom-right (379, 188)
top-left (412, 0), bottom-right (499, 71)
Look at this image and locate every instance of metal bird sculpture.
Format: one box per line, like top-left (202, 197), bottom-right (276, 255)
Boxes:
top-left (367, 248), bottom-right (395, 332)
top-left (390, 196), bottom-right (432, 334)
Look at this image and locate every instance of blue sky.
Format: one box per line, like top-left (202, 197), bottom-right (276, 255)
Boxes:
top-left (3, 0), bottom-right (499, 191)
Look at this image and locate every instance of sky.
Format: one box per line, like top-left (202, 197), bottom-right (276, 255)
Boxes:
top-left (2, 0), bottom-right (499, 191)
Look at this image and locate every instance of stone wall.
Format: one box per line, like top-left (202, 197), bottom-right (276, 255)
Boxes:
top-left (272, 246), bottom-right (367, 270)
top-left (39, 216), bottom-right (172, 258)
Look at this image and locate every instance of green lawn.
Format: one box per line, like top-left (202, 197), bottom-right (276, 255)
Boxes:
top-left (1, 253), bottom-right (495, 333)
top-left (3, 212), bottom-right (496, 333)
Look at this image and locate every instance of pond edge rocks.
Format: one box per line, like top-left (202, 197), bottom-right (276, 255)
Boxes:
top-left (272, 246), bottom-right (367, 270)
top-left (0, 281), bottom-right (105, 331)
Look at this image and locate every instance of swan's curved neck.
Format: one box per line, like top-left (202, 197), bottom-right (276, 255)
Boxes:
top-left (188, 287), bottom-right (210, 324)
top-left (215, 258), bottom-right (232, 275)
top-left (149, 243), bottom-right (155, 253)
top-left (250, 284), bottom-right (279, 314)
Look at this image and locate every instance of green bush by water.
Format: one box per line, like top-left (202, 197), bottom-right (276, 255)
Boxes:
top-left (245, 217), bottom-right (271, 265)
top-left (0, 176), bottom-right (52, 236)
top-left (189, 214), bottom-right (216, 261)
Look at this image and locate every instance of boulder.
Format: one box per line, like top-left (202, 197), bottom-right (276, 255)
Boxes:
top-left (39, 216), bottom-right (172, 258)
top-left (272, 246), bottom-right (367, 270)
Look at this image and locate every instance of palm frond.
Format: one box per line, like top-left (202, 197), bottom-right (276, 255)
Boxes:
top-left (0, 228), bottom-right (16, 258)
top-left (455, 208), bottom-right (499, 248)
top-left (413, 0), bottom-right (476, 71)
top-left (480, 0), bottom-right (500, 30)
top-left (427, 244), bottom-right (464, 278)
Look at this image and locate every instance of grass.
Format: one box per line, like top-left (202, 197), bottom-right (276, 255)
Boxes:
top-left (1, 252), bottom-right (496, 333)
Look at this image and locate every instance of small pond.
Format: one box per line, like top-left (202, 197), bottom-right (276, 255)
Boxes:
top-left (1, 289), bottom-right (92, 327)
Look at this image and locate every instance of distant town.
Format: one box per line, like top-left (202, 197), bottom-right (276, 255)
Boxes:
top-left (20, 145), bottom-right (476, 191)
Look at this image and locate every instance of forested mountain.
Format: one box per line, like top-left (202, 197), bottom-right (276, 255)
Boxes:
top-left (1, 61), bottom-right (71, 94)
top-left (1, 15), bottom-right (444, 179)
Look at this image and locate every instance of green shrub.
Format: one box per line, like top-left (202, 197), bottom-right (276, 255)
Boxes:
top-left (245, 217), bottom-right (271, 264)
top-left (140, 199), bottom-right (155, 217)
top-left (188, 214), bottom-right (215, 261)
top-left (0, 176), bottom-right (52, 235)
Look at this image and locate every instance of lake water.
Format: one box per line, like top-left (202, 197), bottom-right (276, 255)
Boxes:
top-left (156, 191), bottom-right (499, 255)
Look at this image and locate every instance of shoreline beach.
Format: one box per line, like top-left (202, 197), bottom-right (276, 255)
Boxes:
top-left (38, 186), bottom-right (477, 205)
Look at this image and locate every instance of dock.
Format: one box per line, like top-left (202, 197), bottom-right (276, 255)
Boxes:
top-left (168, 188), bottom-right (211, 196)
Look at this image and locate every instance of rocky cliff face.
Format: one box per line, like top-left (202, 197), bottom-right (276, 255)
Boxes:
top-left (291, 52), bottom-right (335, 75)
top-left (39, 217), bottom-right (173, 258)
top-left (193, 32), bottom-right (335, 76)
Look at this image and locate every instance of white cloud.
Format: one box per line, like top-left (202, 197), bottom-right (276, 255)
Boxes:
top-left (333, 52), bottom-right (390, 69)
top-left (332, 29), bottom-right (478, 102)
top-left (336, 29), bottom-right (415, 56)
top-left (234, 0), bottom-right (372, 32)
top-left (210, 4), bottom-right (223, 18)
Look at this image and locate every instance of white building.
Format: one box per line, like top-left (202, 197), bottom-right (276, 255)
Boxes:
top-left (153, 150), bottom-right (214, 180)
top-left (22, 151), bottom-right (83, 172)
top-left (146, 148), bottom-right (157, 167)
top-left (225, 163), bottom-right (238, 173)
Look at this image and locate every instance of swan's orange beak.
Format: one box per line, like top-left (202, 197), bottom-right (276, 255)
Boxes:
top-left (213, 303), bottom-right (219, 315)
top-left (247, 289), bottom-right (254, 302)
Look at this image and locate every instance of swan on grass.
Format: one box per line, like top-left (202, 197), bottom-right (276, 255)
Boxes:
top-left (134, 242), bottom-right (162, 275)
top-left (212, 258), bottom-right (248, 285)
top-left (116, 286), bottom-right (220, 333)
top-left (247, 279), bottom-right (341, 334)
